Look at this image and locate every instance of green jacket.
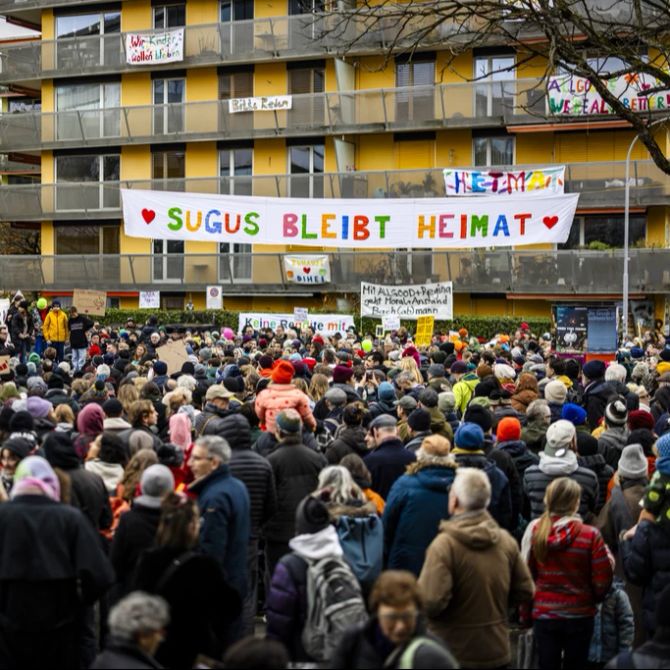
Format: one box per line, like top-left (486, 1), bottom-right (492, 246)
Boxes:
top-left (453, 373), bottom-right (480, 416)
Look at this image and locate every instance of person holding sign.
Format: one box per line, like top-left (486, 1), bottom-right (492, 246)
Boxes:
top-left (42, 301), bottom-right (69, 363)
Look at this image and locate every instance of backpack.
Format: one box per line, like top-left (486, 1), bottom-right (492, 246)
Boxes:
top-left (301, 555), bottom-right (367, 663)
top-left (335, 514), bottom-right (383, 591)
top-left (314, 417), bottom-right (341, 453)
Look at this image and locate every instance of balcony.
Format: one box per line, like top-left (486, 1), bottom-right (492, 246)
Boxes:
top-left (0, 160), bottom-right (666, 222)
top-left (0, 250), bottom-right (664, 294)
top-left (0, 79), bottom-right (544, 151)
top-left (0, 14), bottom-right (453, 84)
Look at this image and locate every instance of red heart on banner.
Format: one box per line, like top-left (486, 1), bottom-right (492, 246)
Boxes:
top-left (543, 215), bottom-right (559, 229)
top-left (303, 267), bottom-right (311, 274)
top-left (142, 209), bottom-right (156, 224)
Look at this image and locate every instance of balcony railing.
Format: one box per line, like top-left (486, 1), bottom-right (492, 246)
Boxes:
top-left (0, 250), bottom-right (664, 294)
top-left (0, 14), bottom-right (455, 84)
top-left (0, 79), bottom-right (544, 151)
top-left (0, 160), bottom-right (667, 221)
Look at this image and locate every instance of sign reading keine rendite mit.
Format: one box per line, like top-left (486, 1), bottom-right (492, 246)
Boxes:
top-left (238, 312), bottom-right (354, 336)
top-left (361, 282), bottom-right (453, 320)
top-left (122, 189), bottom-right (579, 249)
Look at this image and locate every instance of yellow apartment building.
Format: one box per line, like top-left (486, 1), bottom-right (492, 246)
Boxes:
top-left (0, 0), bottom-right (668, 320)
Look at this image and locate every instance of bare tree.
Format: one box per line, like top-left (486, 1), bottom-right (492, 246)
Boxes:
top-left (324, 0), bottom-right (670, 173)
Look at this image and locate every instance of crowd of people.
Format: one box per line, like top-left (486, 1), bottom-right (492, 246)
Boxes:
top-left (0, 290), bottom-right (669, 669)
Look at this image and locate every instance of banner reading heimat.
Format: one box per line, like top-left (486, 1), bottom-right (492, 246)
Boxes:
top-left (361, 281), bottom-right (453, 320)
top-left (122, 189), bottom-right (579, 249)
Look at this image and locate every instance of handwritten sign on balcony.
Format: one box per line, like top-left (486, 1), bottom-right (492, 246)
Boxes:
top-left (548, 73), bottom-right (670, 116)
top-left (126, 28), bottom-right (184, 65)
top-left (228, 96), bottom-right (292, 113)
top-left (284, 255), bottom-right (331, 284)
top-left (122, 189), bottom-right (579, 249)
top-left (444, 167), bottom-right (565, 197)
top-left (361, 281), bottom-right (453, 320)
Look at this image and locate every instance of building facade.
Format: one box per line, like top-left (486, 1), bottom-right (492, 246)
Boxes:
top-left (0, 0), bottom-right (668, 318)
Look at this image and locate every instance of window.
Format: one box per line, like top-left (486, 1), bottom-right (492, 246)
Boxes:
top-left (219, 147), bottom-right (252, 195)
top-left (219, 70), bottom-right (254, 100)
top-left (153, 240), bottom-right (185, 282)
top-left (153, 78), bottom-right (185, 135)
top-left (474, 54), bottom-right (515, 117)
top-left (220, 0), bottom-right (253, 54)
top-left (56, 81), bottom-right (120, 141)
top-left (55, 224), bottom-right (119, 255)
top-left (55, 11), bottom-right (121, 69)
top-left (559, 214), bottom-right (646, 250)
top-left (288, 64), bottom-right (325, 127)
top-left (473, 135), bottom-right (514, 166)
top-left (288, 0), bottom-right (325, 13)
top-left (219, 243), bottom-right (252, 282)
top-left (55, 153), bottom-right (119, 210)
top-left (395, 57), bottom-right (435, 122)
top-left (153, 3), bottom-right (185, 28)
top-left (152, 150), bottom-right (185, 190)
top-left (289, 143), bottom-right (324, 197)
top-left (220, 0), bottom-right (254, 21)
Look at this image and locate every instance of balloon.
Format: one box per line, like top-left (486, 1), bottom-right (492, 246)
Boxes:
top-left (222, 327), bottom-right (235, 340)
top-left (361, 339), bottom-right (373, 353)
top-left (36, 298), bottom-right (47, 310)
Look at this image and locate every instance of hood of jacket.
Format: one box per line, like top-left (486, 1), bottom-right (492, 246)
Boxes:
top-left (326, 499), bottom-right (378, 519)
top-left (103, 416), bottom-right (131, 431)
top-left (335, 425), bottom-right (367, 449)
top-left (599, 426), bottom-right (628, 447)
top-left (85, 459), bottom-right (124, 493)
top-left (539, 450), bottom-right (579, 476)
top-left (545, 515), bottom-right (583, 550)
top-left (413, 463), bottom-right (457, 492)
top-left (439, 509), bottom-right (500, 550)
top-left (289, 523), bottom-right (343, 560)
top-left (497, 439), bottom-right (527, 457)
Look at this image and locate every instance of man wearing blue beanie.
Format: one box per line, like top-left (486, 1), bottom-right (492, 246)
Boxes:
top-left (452, 423), bottom-right (513, 531)
top-left (561, 403), bottom-right (589, 433)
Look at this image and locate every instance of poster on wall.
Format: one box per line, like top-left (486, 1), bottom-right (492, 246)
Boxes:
top-left (587, 307), bottom-right (618, 353)
top-left (139, 291), bottom-right (160, 309)
top-left (361, 281), bottom-right (453, 320)
top-left (444, 167), bottom-right (565, 197)
top-left (554, 305), bottom-right (588, 353)
top-left (284, 255), bottom-right (331, 284)
top-left (206, 286), bottom-right (223, 310)
top-left (126, 28), bottom-right (184, 65)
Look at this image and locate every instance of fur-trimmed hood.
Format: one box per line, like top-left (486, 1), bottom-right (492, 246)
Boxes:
top-left (325, 499), bottom-right (378, 520)
top-left (406, 455), bottom-right (458, 475)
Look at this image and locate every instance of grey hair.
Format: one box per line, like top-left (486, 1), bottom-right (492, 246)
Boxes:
top-left (450, 467), bottom-right (491, 512)
top-left (316, 465), bottom-right (366, 504)
top-left (195, 435), bottom-right (231, 464)
top-left (108, 591), bottom-right (169, 641)
top-left (526, 399), bottom-right (550, 422)
top-left (605, 363), bottom-right (627, 384)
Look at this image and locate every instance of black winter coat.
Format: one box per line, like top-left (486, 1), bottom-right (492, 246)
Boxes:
top-left (578, 453), bottom-right (614, 513)
top-left (583, 378), bottom-right (617, 430)
top-left (326, 425), bottom-right (368, 464)
top-left (92, 638), bottom-right (163, 669)
top-left (265, 436), bottom-right (327, 543)
top-left (197, 402), bottom-right (239, 438)
top-left (364, 438), bottom-right (416, 501)
top-left (485, 438), bottom-right (523, 525)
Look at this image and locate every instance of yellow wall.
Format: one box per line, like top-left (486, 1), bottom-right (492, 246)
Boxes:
top-left (186, 0), bottom-right (219, 24)
top-left (121, 0), bottom-right (152, 31)
top-left (255, 0), bottom-right (288, 17)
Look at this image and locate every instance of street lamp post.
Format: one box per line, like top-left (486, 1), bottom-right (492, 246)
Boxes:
top-left (622, 118), bottom-right (669, 343)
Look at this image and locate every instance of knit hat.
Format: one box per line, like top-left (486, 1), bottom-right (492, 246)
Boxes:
top-left (544, 420), bottom-right (576, 457)
top-left (477, 364), bottom-right (494, 379)
top-left (418, 435), bottom-right (451, 458)
top-left (561, 403), bottom-right (587, 426)
top-left (496, 417), bottom-right (521, 443)
top-left (463, 404), bottom-right (493, 433)
top-left (397, 395), bottom-right (417, 411)
top-left (9, 411), bottom-right (34, 434)
top-left (427, 364), bottom-right (446, 378)
top-left (544, 380), bottom-right (567, 404)
top-left (47, 375), bottom-right (64, 390)
top-left (271, 360), bottom-right (295, 385)
top-left (276, 409), bottom-right (302, 434)
top-left (605, 398), bottom-right (628, 426)
top-left (438, 391), bottom-right (455, 414)
top-left (324, 387), bottom-right (347, 406)
top-left (332, 365), bottom-right (354, 384)
top-left (102, 398), bottom-right (124, 418)
top-left (656, 433), bottom-right (670, 460)
top-left (408, 408), bottom-right (431, 432)
top-left (28, 353), bottom-right (40, 365)
top-left (26, 396), bottom-right (52, 419)
top-left (27, 376), bottom-right (48, 393)
top-left (11, 456), bottom-right (60, 502)
top-left (223, 376), bottom-right (245, 394)
top-left (153, 360), bottom-right (168, 376)
top-left (378, 382), bottom-right (396, 403)
top-left (450, 361), bottom-right (467, 374)
top-left (0, 437), bottom-right (32, 460)
top-left (583, 360), bottom-right (606, 380)
top-left (295, 495), bottom-right (331, 535)
top-left (618, 444), bottom-right (648, 480)
top-left (135, 464), bottom-right (175, 509)
top-left (576, 432), bottom-right (599, 456)
top-left (628, 409), bottom-right (654, 432)
top-left (454, 422), bottom-right (485, 451)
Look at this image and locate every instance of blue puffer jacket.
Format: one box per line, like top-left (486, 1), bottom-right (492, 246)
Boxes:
top-left (189, 465), bottom-right (250, 599)
top-left (383, 460), bottom-right (457, 576)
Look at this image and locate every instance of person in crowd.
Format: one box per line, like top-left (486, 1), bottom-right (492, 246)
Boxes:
top-left (521, 399), bottom-right (551, 453)
top-left (582, 360), bottom-right (617, 431)
top-left (223, 637), bottom-right (289, 669)
top-left (194, 384), bottom-right (236, 437)
top-left (326, 403), bottom-right (368, 464)
top-left (395, 394), bottom-right (418, 442)
top-left (418, 468), bottom-right (534, 668)
top-left (340, 452), bottom-right (386, 514)
top-left (331, 570), bottom-right (459, 669)
top-left (511, 372), bottom-right (540, 415)
top-left (42, 301), bottom-right (68, 363)
top-left (598, 398), bottom-right (630, 469)
top-left (91, 592), bottom-right (169, 670)
top-left (544, 379), bottom-right (568, 423)
top-left (0, 436), bottom-right (32, 495)
top-left (118, 449), bottom-right (159, 503)
top-left (68, 306), bottom-right (94, 373)
top-left (576, 432), bottom-right (614, 513)
top-left (9, 300), bottom-right (33, 363)
top-left (521, 477), bottom-right (613, 670)
top-left (84, 432), bottom-right (128, 495)
top-left (403, 408), bottom-right (434, 453)
top-left (383, 435), bottom-right (457, 575)
top-left (126, 399), bottom-right (164, 452)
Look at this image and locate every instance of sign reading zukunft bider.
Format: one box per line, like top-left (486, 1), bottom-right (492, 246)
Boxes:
top-left (122, 190), bottom-right (579, 249)
top-left (361, 282), bottom-right (453, 320)
top-left (444, 167), bottom-right (565, 197)
top-left (238, 312), bottom-right (354, 336)
top-left (126, 29), bottom-right (184, 65)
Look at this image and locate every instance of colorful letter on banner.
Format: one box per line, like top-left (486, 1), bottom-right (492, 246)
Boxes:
top-left (126, 29), bottom-right (184, 65)
top-left (361, 282), bottom-right (453, 320)
top-left (444, 167), bottom-right (565, 196)
top-left (122, 189), bottom-right (579, 249)
top-left (284, 255), bottom-right (331, 284)
top-left (415, 316), bottom-right (435, 347)
top-left (548, 73), bottom-right (670, 116)
top-left (238, 312), bottom-right (354, 336)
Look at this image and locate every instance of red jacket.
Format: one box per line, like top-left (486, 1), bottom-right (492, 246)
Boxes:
top-left (254, 383), bottom-right (316, 434)
top-left (527, 517), bottom-right (612, 620)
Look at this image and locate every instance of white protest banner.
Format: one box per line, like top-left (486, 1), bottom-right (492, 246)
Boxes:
top-left (284, 255), bottom-right (331, 284)
top-left (444, 167), bottom-right (565, 196)
top-left (156, 340), bottom-right (189, 375)
top-left (0, 299), bottom-right (8, 328)
top-left (382, 315), bottom-right (401, 331)
top-left (139, 291), bottom-right (160, 309)
top-left (122, 189), bottom-right (579, 249)
top-left (239, 312), bottom-right (354, 336)
top-left (548, 73), bottom-right (670, 116)
top-left (361, 282), bottom-right (453, 320)
top-left (126, 28), bottom-right (184, 65)
top-left (72, 289), bottom-right (106, 316)
top-left (229, 95), bottom-right (292, 113)
top-left (206, 286), bottom-right (223, 310)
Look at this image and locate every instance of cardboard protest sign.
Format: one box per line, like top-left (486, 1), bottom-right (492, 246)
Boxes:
top-left (156, 340), bottom-right (190, 375)
top-left (0, 356), bottom-right (10, 376)
top-left (72, 289), bottom-right (107, 316)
